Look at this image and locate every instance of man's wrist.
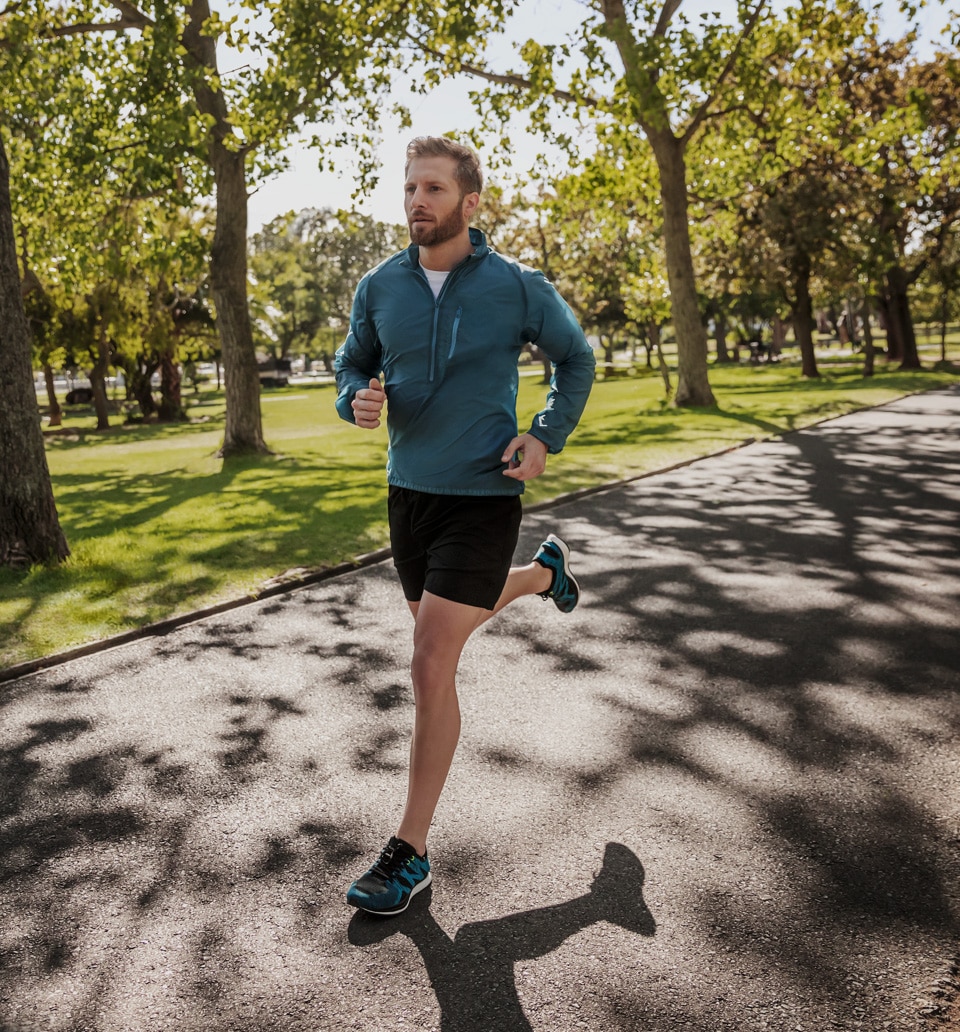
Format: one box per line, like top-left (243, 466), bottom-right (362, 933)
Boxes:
top-left (526, 430), bottom-right (552, 453)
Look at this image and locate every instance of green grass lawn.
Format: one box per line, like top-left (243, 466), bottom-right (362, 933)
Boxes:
top-left (3, 352), bottom-right (958, 671)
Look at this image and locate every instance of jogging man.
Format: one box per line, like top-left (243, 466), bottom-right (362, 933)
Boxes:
top-left (335, 136), bottom-right (595, 915)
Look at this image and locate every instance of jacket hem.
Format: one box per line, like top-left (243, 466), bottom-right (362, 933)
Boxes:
top-left (386, 476), bottom-right (524, 497)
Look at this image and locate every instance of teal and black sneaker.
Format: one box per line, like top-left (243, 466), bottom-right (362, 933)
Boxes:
top-left (533, 533), bottom-right (580, 614)
top-left (346, 836), bottom-right (431, 916)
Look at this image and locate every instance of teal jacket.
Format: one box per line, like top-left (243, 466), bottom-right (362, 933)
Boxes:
top-left (334, 228), bottom-right (595, 496)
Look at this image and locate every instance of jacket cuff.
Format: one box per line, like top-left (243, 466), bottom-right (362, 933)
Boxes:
top-left (335, 387), bottom-right (358, 424)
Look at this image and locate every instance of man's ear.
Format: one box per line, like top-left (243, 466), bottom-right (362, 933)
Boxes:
top-left (462, 191), bottom-right (481, 220)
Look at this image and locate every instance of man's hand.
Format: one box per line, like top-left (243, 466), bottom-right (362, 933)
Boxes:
top-left (352, 377), bottom-right (386, 429)
top-left (501, 433), bottom-right (548, 481)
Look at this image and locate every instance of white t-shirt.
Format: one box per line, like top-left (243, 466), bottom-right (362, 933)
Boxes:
top-left (421, 265), bottom-right (449, 299)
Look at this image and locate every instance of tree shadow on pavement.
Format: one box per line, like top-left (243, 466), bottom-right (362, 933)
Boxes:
top-left (490, 397), bottom-right (960, 1022)
top-left (347, 842), bottom-right (655, 1032)
top-left (2, 391), bottom-right (958, 1031)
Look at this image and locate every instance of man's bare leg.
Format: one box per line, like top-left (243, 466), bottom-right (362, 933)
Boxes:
top-left (396, 591), bottom-right (486, 856)
top-left (474, 561), bottom-right (552, 628)
top-left (396, 544), bottom-right (570, 854)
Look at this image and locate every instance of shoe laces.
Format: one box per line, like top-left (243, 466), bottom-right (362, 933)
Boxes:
top-left (371, 838), bottom-right (414, 879)
top-left (543, 542), bottom-right (562, 564)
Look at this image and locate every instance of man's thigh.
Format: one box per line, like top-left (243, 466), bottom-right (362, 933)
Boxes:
top-left (411, 590), bottom-right (488, 676)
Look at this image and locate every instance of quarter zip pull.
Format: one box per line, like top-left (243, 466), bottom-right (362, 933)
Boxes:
top-left (448, 307), bottom-right (462, 359)
top-left (429, 303), bottom-right (441, 383)
top-left (420, 255), bottom-right (474, 382)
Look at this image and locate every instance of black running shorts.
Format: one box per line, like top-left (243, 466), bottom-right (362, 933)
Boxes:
top-left (387, 486), bottom-right (523, 610)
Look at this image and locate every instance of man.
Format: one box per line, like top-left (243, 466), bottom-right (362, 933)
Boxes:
top-left (334, 136), bottom-right (595, 916)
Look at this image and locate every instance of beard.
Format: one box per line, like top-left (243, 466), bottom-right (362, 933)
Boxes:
top-left (408, 199), bottom-right (469, 247)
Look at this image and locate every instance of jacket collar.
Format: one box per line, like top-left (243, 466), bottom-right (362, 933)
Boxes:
top-left (402, 226), bottom-right (489, 269)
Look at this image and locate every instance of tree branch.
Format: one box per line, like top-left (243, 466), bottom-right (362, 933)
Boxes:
top-left (1, 0), bottom-right (153, 46)
top-left (47, 18), bottom-right (146, 38)
top-left (907, 208), bottom-right (960, 285)
top-left (653, 0), bottom-right (684, 38)
top-left (600, 0), bottom-right (670, 137)
top-left (109, 0), bottom-right (152, 24)
top-left (405, 31), bottom-right (597, 109)
top-left (694, 100), bottom-right (762, 128)
top-left (680, 0), bottom-right (767, 146)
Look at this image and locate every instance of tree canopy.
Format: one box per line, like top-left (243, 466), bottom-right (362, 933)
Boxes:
top-left (2, 0), bottom-right (958, 569)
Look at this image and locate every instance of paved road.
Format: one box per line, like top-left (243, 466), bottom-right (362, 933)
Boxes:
top-left (2, 387), bottom-right (959, 1032)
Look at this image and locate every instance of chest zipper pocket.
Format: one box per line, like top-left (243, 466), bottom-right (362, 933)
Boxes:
top-left (448, 307), bottom-right (462, 359)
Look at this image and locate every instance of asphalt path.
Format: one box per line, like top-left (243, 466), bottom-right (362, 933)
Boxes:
top-left (2, 386), bottom-right (959, 1032)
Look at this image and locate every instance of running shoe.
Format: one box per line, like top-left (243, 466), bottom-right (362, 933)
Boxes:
top-left (346, 836), bottom-right (431, 916)
top-left (533, 533), bottom-right (580, 613)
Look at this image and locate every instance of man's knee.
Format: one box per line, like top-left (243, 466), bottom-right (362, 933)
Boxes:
top-left (410, 640), bottom-right (458, 696)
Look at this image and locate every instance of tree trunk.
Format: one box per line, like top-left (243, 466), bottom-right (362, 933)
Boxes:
top-left (652, 134), bottom-right (714, 406)
top-left (650, 321), bottom-right (671, 398)
top-left (157, 351), bottom-right (185, 421)
top-left (771, 316), bottom-right (786, 361)
top-left (939, 284), bottom-right (948, 363)
top-left (862, 299), bottom-right (875, 377)
top-left (599, 0), bottom-right (713, 405)
top-left (600, 334), bottom-right (615, 378)
top-left (714, 311), bottom-right (732, 363)
top-left (182, 0), bottom-right (268, 457)
top-left (43, 362), bottom-right (62, 426)
top-left (90, 321), bottom-right (111, 430)
top-left (877, 293), bottom-right (902, 362)
top-left (0, 133), bottom-right (69, 566)
top-left (843, 303), bottom-right (858, 348)
top-left (885, 265), bottom-right (921, 370)
top-left (792, 254), bottom-right (820, 379)
top-left (209, 144), bottom-right (267, 454)
top-left (838, 316), bottom-right (850, 346)
top-left (129, 357), bottom-right (159, 418)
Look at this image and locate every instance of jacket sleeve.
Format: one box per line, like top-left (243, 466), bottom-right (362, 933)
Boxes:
top-left (522, 271), bottom-right (596, 454)
top-left (334, 276), bottom-right (382, 425)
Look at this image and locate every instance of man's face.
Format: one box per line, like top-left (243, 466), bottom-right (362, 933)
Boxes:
top-left (404, 155), bottom-right (477, 247)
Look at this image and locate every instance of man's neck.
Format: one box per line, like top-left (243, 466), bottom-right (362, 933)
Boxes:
top-left (419, 230), bottom-right (475, 272)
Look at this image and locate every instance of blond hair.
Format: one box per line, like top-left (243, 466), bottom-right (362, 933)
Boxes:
top-left (404, 136), bottom-right (483, 197)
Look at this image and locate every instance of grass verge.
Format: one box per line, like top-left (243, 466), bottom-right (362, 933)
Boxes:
top-left (2, 359), bottom-right (958, 672)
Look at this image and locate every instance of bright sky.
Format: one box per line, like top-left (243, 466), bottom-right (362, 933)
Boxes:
top-left (245, 0), bottom-right (954, 235)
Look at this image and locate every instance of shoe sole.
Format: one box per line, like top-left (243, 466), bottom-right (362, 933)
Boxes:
top-left (546, 534), bottom-right (580, 608)
top-left (350, 870), bottom-right (432, 916)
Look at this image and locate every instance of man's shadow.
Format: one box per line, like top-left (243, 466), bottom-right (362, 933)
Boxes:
top-left (348, 842), bottom-right (655, 1031)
